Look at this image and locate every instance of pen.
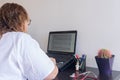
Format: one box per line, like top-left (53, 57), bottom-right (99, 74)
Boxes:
top-left (79, 54), bottom-right (86, 69)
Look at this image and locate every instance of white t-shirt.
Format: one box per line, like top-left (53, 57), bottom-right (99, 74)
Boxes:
top-left (0, 32), bottom-right (55, 80)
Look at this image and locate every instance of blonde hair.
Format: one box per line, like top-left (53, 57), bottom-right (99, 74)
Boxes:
top-left (0, 3), bottom-right (29, 36)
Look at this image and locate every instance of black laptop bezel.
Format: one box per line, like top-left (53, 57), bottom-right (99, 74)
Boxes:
top-left (47, 30), bottom-right (77, 55)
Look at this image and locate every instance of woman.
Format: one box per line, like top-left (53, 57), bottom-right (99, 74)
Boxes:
top-left (0, 3), bottom-right (58, 80)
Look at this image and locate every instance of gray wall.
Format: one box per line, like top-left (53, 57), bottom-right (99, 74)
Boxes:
top-left (0, 0), bottom-right (120, 71)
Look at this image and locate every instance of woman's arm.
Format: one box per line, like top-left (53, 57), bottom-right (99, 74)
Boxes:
top-left (44, 58), bottom-right (58, 80)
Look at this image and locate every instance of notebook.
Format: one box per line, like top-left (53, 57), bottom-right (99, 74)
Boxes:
top-left (46, 30), bottom-right (77, 71)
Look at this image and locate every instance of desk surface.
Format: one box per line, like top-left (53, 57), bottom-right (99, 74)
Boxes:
top-left (55, 67), bottom-right (120, 80)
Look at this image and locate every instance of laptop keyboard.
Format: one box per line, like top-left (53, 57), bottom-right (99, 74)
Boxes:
top-left (54, 54), bottom-right (73, 62)
top-left (48, 53), bottom-right (74, 61)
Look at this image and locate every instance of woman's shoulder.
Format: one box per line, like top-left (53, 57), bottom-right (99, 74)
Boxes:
top-left (6, 32), bottom-right (31, 39)
top-left (14, 32), bottom-right (31, 37)
top-left (4, 32), bottom-right (39, 46)
top-left (4, 32), bottom-right (33, 42)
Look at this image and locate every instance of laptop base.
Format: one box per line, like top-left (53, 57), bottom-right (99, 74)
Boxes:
top-left (58, 57), bottom-right (76, 71)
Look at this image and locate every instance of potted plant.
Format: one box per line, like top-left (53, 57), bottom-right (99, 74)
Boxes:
top-left (95, 49), bottom-right (115, 76)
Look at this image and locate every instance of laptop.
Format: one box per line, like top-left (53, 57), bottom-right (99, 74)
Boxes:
top-left (46, 30), bottom-right (77, 71)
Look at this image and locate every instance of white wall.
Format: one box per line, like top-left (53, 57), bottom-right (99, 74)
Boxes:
top-left (0, 0), bottom-right (120, 71)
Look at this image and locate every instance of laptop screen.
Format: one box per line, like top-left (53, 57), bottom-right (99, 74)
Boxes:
top-left (47, 30), bottom-right (77, 54)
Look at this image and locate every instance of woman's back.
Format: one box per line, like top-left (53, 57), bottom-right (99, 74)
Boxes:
top-left (0, 32), bottom-right (28, 80)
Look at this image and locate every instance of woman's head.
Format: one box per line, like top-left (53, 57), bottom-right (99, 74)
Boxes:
top-left (0, 3), bottom-right (30, 35)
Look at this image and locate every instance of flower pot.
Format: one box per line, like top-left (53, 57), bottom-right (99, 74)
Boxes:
top-left (95, 55), bottom-right (115, 75)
